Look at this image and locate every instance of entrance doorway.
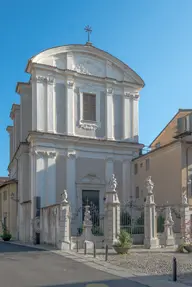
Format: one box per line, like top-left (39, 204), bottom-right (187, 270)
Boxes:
top-left (82, 190), bottom-right (100, 209)
top-left (82, 190), bottom-right (100, 225)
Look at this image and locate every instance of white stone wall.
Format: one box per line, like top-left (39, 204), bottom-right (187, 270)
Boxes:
top-left (40, 205), bottom-right (60, 246)
top-left (11, 44), bottom-right (144, 241)
top-left (29, 139), bottom-right (135, 227)
top-left (27, 46), bottom-right (142, 142)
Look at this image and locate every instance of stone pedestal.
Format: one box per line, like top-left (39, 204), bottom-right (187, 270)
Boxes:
top-left (104, 174), bottom-right (120, 248)
top-left (164, 206), bottom-right (175, 246)
top-left (144, 176), bottom-right (159, 249)
top-left (180, 196), bottom-right (191, 244)
top-left (58, 190), bottom-right (71, 250)
top-left (81, 205), bottom-right (93, 244)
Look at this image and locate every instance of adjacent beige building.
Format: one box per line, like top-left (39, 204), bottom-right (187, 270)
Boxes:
top-left (0, 179), bottom-right (17, 238)
top-left (132, 109), bottom-right (192, 206)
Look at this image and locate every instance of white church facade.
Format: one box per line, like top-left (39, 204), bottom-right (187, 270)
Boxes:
top-left (7, 42), bottom-right (144, 241)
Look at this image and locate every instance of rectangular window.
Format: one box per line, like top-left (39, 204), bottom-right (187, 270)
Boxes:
top-left (134, 163), bottom-right (138, 175)
top-left (3, 191), bottom-right (7, 201)
top-left (135, 186), bottom-right (139, 199)
top-left (83, 93), bottom-right (96, 122)
top-left (146, 158), bottom-right (150, 171)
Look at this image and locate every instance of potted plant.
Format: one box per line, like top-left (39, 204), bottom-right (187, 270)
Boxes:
top-left (183, 243), bottom-right (192, 253)
top-left (113, 230), bottom-right (132, 254)
top-left (1, 222), bottom-right (12, 242)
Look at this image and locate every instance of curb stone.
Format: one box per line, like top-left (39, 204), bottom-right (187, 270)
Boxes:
top-left (3, 240), bottom-right (188, 287)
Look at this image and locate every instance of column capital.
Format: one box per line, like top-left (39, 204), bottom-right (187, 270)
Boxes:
top-left (105, 157), bottom-right (114, 163)
top-left (106, 87), bottom-right (113, 94)
top-left (124, 92), bottom-right (139, 100)
top-left (31, 150), bottom-right (57, 159)
top-left (67, 150), bottom-right (76, 159)
top-left (67, 80), bottom-right (74, 89)
top-left (122, 158), bottom-right (131, 164)
top-left (32, 75), bottom-right (54, 84)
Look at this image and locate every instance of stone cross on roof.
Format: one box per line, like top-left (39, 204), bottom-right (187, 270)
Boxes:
top-left (84, 25), bottom-right (92, 43)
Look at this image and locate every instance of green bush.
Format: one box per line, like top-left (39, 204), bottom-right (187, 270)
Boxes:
top-left (1, 222), bottom-right (12, 241)
top-left (113, 229), bottom-right (132, 248)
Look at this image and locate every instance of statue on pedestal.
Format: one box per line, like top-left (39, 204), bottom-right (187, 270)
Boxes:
top-left (182, 191), bottom-right (188, 205)
top-left (61, 190), bottom-right (68, 204)
top-left (109, 174), bottom-right (117, 192)
top-left (145, 176), bottom-right (154, 195)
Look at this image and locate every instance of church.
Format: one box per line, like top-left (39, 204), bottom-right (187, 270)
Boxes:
top-left (7, 35), bottom-right (144, 241)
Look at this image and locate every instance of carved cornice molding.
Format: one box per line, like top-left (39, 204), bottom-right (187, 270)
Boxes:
top-left (79, 120), bottom-right (100, 131)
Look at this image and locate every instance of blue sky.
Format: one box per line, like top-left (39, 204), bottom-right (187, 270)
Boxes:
top-left (0, 0), bottom-right (192, 175)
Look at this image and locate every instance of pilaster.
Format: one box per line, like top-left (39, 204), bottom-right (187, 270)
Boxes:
top-left (105, 157), bottom-right (114, 186)
top-left (132, 94), bottom-right (139, 142)
top-left (66, 150), bottom-right (76, 234)
top-left (105, 86), bottom-right (114, 139)
top-left (66, 79), bottom-right (75, 135)
top-left (6, 126), bottom-right (13, 161)
top-left (47, 77), bottom-right (55, 133)
top-left (122, 159), bottom-right (131, 202)
top-left (122, 92), bottom-right (131, 140)
top-left (32, 76), bottom-right (47, 131)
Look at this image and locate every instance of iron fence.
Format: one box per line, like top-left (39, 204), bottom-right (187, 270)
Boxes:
top-left (120, 201), bottom-right (144, 235)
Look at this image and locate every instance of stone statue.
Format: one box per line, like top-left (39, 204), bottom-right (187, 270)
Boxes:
top-left (109, 174), bottom-right (117, 192)
top-left (61, 189), bottom-right (68, 204)
top-left (182, 191), bottom-right (188, 205)
top-left (166, 206), bottom-right (174, 224)
top-left (145, 176), bottom-right (154, 195)
top-left (83, 205), bottom-right (92, 226)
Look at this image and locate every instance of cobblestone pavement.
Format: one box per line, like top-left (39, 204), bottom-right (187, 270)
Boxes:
top-left (96, 250), bottom-right (192, 285)
top-left (0, 242), bottom-right (147, 287)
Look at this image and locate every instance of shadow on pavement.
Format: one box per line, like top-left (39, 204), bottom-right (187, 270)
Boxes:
top-left (38, 272), bottom-right (192, 287)
top-left (0, 241), bottom-right (46, 253)
top-left (38, 278), bottom-right (149, 287)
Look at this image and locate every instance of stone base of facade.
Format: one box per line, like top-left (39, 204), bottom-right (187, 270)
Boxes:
top-left (144, 237), bottom-right (159, 249)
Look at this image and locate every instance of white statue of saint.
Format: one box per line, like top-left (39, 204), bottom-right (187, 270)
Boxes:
top-left (61, 189), bottom-right (68, 203)
top-left (109, 174), bottom-right (117, 192)
top-left (182, 191), bottom-right (188, 205)
top-left (166, 206), bottom-right (174, 224)
top-left (145, 176), bottom-right (154, 195)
